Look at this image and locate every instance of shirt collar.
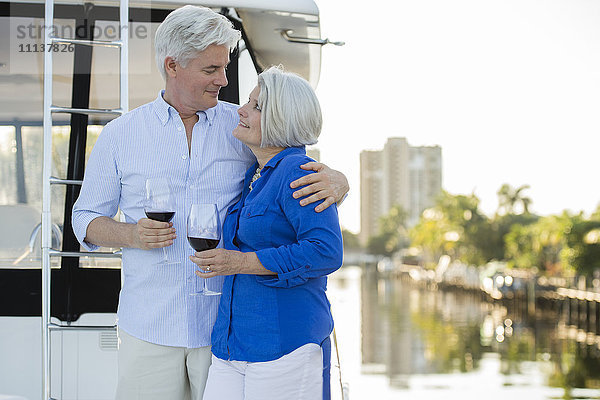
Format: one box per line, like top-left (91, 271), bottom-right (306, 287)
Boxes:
top-left (204, 105), bottom-right (216, 126)
top-left (152, 90), bottom-right (173, 126)
top-left (263, 146), bottom-right (306, 170)
top-left (152, 90), bottom-right (217, 126)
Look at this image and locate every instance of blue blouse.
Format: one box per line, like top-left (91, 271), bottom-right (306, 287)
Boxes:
top-left (210, 146), bottom-right (344, 363)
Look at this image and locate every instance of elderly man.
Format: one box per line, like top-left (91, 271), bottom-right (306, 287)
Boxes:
top-left (72, 5), bottom-right (348, 400)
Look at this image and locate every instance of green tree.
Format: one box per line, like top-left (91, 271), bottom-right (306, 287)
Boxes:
top-left (489, 184), bottom-right (538, 267)
top-left (591, 203), bottom-right (600, 221)
top-left (496, 183), bottom-right (532, 215)
top-left (341, 229), bottom-right (361, 250)
top-left (504, 223), bottom-right (536, 269)
top-left (409, 207), bottom-right (451, 267)
top-left (409, 191), bottom-right (492, 267)
top-left (564, 218), bottom-right (600, 277)
top-left (487, 212), bottom-right (539, 263)
top-left (504, 213), bottom-right (568, 275)
top-left (437, 191), bottom-right (492, 266)
top-left (366, 205), bottom-right (408, 256)
top-left (405, 183), bottom-right (600, 278)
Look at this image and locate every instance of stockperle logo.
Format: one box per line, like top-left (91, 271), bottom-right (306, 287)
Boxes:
top-left (8, 17), bottom-right (152, 75)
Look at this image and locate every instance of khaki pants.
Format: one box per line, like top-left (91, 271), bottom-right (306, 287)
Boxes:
top-left (115, 329), bottom-right (212, 400)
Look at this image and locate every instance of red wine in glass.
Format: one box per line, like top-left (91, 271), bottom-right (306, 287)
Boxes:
top-left (187, 237), bottom-right (219, 252)
top-left (188, 203), bottom-right (221, 296)
top-left (145, 211), bottom-right (175, 223)
top-left (144, 178), bottom-right (179, 265)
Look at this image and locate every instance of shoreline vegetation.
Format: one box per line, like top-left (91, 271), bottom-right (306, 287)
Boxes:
top-left (344, 183), bottom-right (600, 286)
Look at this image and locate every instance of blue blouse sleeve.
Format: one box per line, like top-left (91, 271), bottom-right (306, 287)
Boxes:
top-left (254, 160), bottom-right (344, 288)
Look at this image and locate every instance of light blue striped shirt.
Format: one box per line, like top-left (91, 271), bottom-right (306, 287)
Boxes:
top-left (72, 91), bottom-right (255, 348)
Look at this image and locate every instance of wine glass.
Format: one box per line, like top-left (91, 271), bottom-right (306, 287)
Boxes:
top-left (144, 177), bottom-right (179, 265)
top-left (187, 203), bottom-right (221, 296)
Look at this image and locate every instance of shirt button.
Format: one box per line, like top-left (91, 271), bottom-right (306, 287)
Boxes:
top-left (177, 127), bottom-right (182, 131)
top-left (182, 155), bottom-right (188, 160)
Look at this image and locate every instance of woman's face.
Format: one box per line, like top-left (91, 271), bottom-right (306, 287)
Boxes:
top-left (233, 86), bottom-right (262, 147)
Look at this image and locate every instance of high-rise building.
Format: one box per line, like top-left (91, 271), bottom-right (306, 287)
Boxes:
top-left (306, 147), bottom-right (320, 162)
top-left (360, 150), bottom-right (384, 245)
top-left (360, 137), bottom-right (442, 244)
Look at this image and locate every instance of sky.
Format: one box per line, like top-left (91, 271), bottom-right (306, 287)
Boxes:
top-left (311, 0), bottom-right (600, 233)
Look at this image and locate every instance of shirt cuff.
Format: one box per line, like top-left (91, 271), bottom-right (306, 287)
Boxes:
top-left (72, 213), bottom-right (102, 252)
top-left (255, 249), bottom-right (310, 283)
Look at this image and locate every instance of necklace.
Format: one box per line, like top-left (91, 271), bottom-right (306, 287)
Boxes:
top-left (249, 166), bottom-right (262, 191)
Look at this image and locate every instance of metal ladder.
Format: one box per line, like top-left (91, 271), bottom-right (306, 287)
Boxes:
top-left (42, 0), bottom-right (129, 398)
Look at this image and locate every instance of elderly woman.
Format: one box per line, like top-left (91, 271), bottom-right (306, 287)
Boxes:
top-left (190, 66), bottom-right (343, 400)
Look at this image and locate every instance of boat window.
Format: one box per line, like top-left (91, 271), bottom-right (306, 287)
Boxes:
top-left (0, 12), bottom-right (166, 269)
top-left (0, 122), bottom-right (105, 268)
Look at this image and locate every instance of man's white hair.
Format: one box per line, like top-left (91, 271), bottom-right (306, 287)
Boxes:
top-left (154, 5), bottom-right (241, 80)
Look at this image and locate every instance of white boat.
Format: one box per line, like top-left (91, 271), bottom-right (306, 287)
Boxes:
top-left (0, 1), bottom-right (343, 398)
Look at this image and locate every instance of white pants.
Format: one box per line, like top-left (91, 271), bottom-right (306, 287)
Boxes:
top-left (115, 329), bottom-right (212, 400)
top-left (202, 343), bottom-right (323, 400)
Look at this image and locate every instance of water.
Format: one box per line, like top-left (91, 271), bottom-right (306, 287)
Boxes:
top-left (328, 266), bottom-right (600, 400)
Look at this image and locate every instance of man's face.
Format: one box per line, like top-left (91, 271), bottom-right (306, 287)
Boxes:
top-left (170, 44), bottom-right (230, 112)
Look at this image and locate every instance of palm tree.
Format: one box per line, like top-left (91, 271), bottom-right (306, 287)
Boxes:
top-left (497, 184), bottom-right (532, 215)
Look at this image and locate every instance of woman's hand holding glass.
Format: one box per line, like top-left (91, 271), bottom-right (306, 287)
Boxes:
top-left (190, 248), bottom-right (248, 278)
top-left (190, 249), bottom-right (273, 278)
